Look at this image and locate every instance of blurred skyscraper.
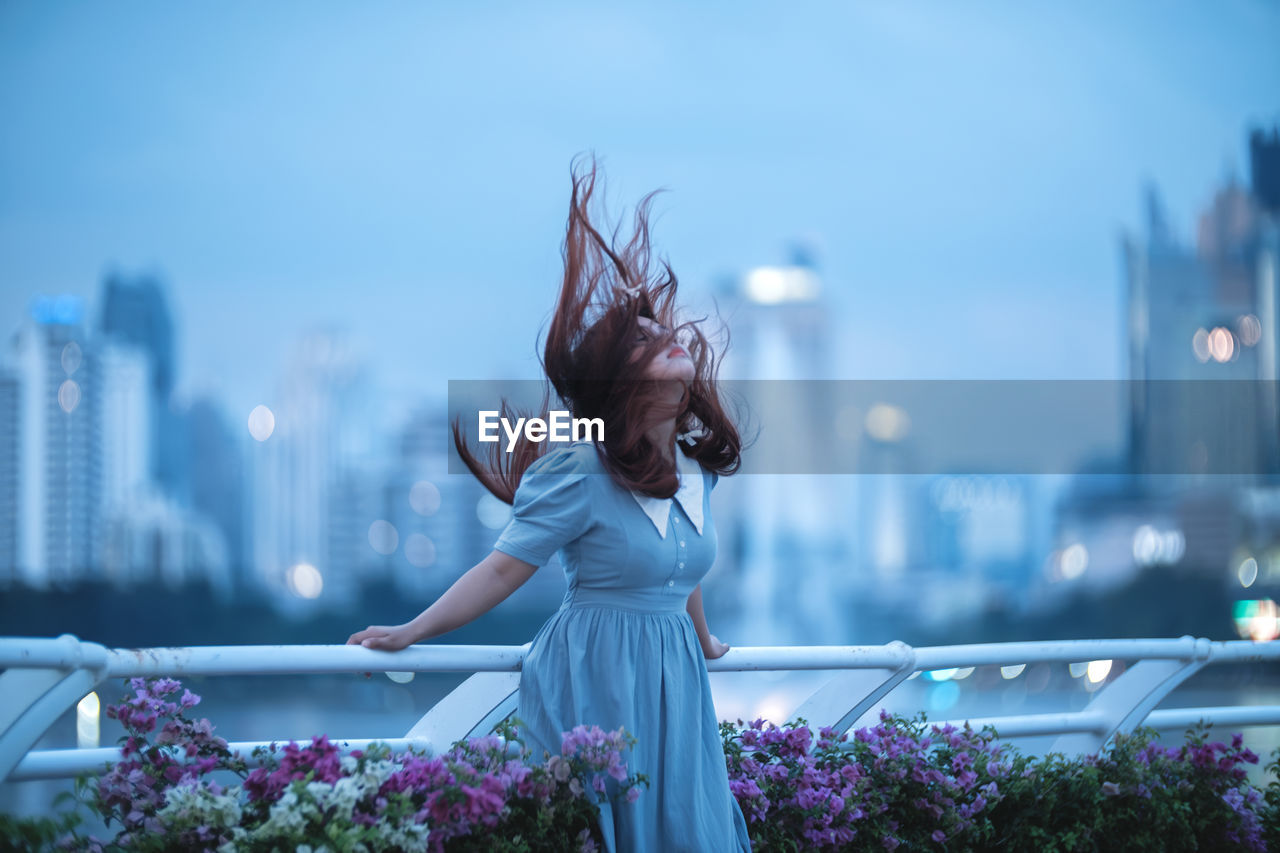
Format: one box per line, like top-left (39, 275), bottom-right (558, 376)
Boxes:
top-left (184, 397), bottom-right (247, 589)
top-left (0, 368), bottom-right (17, 578)
top-left (715, 247), bottom-right (854, 644)
top-left (1114, 125), bottom-right (1280, 571)
top-left (1123, 130), bottom-right (1280, 481)
top-left (1, 276), bottom-right (233, 595)
top-left (384, 403), bottom-right (558, 606)
top-left (5, 298), bottom-right (101, 587)
top-left (92, 272), bottom-right (230, 594)
top-left (97, 272), bottom-right (187, 503)
top-left (249, 330), bottom-right (383, 614)
top-left (1046, 126), bottom-right (1280, 603)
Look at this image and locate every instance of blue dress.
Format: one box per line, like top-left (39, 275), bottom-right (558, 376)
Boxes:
top-left (493, 440), bottom-right (753, 853)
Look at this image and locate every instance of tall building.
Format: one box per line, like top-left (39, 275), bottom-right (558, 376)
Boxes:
top-left (250, 330), bottom-right (382, 613)
top-left (714, 249), bottom-right (855, 644)
top-left (1045, 125), bottom-right (1280, 601)
top-left (97, 272), bottom-right (186, 502)
top-left (0, 368), bottom-right (18, 583)
top-left (1251, 127), bottom-right (1280, 216)
top-left (385, 402), bottom-right (554, 605)
top-left (1122, 139), bottom-right (1280, 482)
top-left (184, 397), bottom-right (247, 590)
top-left (97, 340), bottom-right (150, 517)
top-left (8, 297), bottom-right (102, 587)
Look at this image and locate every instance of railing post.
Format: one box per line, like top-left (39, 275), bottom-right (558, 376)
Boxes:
top-left (403, 643), bottom-right (531, 751)
top-left (0, 635), bottom-right (110, 784)
top-left (786, 641), bottom-right (917, 746)
top-left (1050, 635), bottom-right (1212, 755)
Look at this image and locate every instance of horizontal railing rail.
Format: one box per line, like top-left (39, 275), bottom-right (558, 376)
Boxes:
top-left (2, 634), bottom-right (1276, 784)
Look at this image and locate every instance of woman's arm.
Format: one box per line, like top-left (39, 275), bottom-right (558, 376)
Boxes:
top-left (346, 549), bottom-right (539, 651)
top-left (686, 583), bottom-right (730, 660)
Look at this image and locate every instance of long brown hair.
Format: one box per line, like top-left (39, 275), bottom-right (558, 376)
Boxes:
top-left (452, 154), bottom-right (743, 503)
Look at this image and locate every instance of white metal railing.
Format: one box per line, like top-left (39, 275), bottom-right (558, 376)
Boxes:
top-left (2, 634), bottom-right (1277, 784)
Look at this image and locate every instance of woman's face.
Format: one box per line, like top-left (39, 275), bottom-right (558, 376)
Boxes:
top-left (632, 316), bottom-right (695, 383)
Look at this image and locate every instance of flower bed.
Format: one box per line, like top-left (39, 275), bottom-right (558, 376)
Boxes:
top-left (2, 677), bottom-right (1278, 851)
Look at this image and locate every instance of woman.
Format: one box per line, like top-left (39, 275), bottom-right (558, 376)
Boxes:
top-left (347, 155), bottom-right (752, 852)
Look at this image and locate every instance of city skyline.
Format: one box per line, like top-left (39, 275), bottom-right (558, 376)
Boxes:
top-left (1, 3), bottom-right (1277, 434)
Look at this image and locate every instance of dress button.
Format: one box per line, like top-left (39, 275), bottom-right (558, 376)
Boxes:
top-left (673, 516), bottom-right (680, 523)
top-left (679, 541), bottom-right (685, 547)
top-left (678, 562), bottom-right (685, 569)
top-left (667, 580), bottom-right (674, 587)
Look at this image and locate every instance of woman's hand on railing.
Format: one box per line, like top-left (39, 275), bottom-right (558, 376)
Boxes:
top-left (346, 624), bottom-right (420, 678)
top-left (701, 634), bottom-right (730, 660)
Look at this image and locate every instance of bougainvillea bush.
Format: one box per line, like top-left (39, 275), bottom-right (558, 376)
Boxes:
top-left (3, 677), bottom-right (1279, 852)
top-left (721, 709), bottom-right (1274, 852)
top-left (1, 677), bottom-right (646, 852)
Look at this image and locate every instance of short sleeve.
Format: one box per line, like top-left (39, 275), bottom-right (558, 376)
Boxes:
top-left (493, 447), bottom-right (593, 568)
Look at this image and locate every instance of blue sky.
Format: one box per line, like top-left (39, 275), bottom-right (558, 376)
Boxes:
top-left (1, 1), bottom-right (1277, 432)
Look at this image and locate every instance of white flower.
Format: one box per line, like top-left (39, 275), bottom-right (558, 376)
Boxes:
top-left (252, 788), bottom-right (319, 838)
top-left (378, 820), bottom-right (431, 852)
top-left (155, 782), bottom-right (243, 830)
top-left (328, 776), bottom-right (366, 819)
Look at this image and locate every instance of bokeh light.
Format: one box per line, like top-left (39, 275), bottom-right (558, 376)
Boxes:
top-left (1059, 543), bottom-right (1088, 579)
top-left (864, 404), bottom-right (910, 442)
top-left (1239, 557), bottom-right (1259, 588)
top-left (1192, 328), bottom-right (1211, 362)
top-left (287, 562), bottom-right (323, 599)
top-left (248, 405), bottom-right (275, 441)
top-left (743, 266), bottom-right (820, 304)
top-left (750, 692), bottom-right (792, 725)
top-left (1086, 660), bottom-right (1112, 683)
top-left (368, 520), bottom-right (399, 555)
top-left (1233, 599), bottom-right (1280, 642)
top-left (58, 379), bottom-right (80, 413)
top-left (76, 691), bottom-right (99, 748)
top-left (1132, 525), bottom-right (1185, 566)
top-left (1208, 326), bottom-right (1236, 362)
top-left (1238, 313), bottom-right (1262, 346)
top-left (409, 481), bottom-right (441, 516)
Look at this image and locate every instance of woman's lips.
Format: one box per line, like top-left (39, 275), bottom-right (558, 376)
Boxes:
top-left (669, 346), bottom-right (687, 358)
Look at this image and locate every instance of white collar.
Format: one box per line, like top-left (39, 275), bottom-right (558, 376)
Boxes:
top-left (629, 448), bottom-right (705, 538)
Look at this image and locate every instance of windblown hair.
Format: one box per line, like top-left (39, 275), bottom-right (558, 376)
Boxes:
top-left (452, 154), bottom-right (743, 503)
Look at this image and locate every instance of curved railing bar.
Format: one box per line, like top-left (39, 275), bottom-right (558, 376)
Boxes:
top-left (3, 634), bottom-right (1278, 785)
